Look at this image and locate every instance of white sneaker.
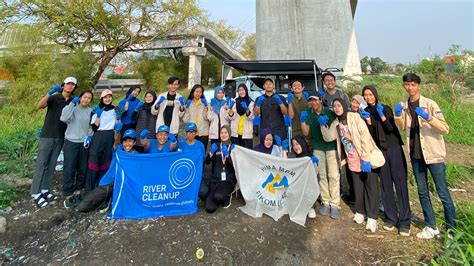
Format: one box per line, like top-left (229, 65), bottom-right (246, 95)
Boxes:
top-left (307, 208), bottom-right (317, 219)
top-left (416, 226), bottom-right (440, 239)
top-left (366, 218), bottom-right (377, 233)
top-left (353, 213), bottom-right (364, 224)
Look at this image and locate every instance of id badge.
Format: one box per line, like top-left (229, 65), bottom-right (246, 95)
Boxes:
top-left (221, 171), bottom-right (226, 181)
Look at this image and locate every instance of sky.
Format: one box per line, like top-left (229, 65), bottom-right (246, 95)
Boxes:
top-left (198, 0), bottom-right (473, 64)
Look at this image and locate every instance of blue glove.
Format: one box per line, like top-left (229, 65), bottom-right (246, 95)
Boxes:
top-left (394, 103), bottom-right (403, 116)
top-left (311, 155), bottom-right (319, 165)
top-left (94, 106), bottom-right (104, 118)
top-left (282, 139), bottom-right (289, 150)
top-left (303, 91), bottom-right (309, 101)
top-left (361, 160), bottom-right (371, 173)
top-left (300, 110), bottom-right (308, 123)
top-left (284, 115), bottom-right (292, 127)
top-left (226, 96), bottom-right (232, 106)
top-left (318, 89), bottom-right (325, 97)
top-left (210, 143), bottom-right (218, 156)
top-left (71, 97), bottom-right (80, 105)
top-left (83, 135), bottom-right (92, 148)
top-left (114, 122), bottom-right (123, 133)
top-left (222, 144), bottom-right (229, 157)
top-left (273, 94), bottom-right (283, 105)
top-left (168, 133), bottom-right (177, 143)
top-left (229, 100), bottom-right (235, 109)
top-left (318, 115), bottom-right (329, 126)
top-left (376, 103), bottom-right (385, 117)
top-left (415, 107), bottom-right (430, 120)
top-left (287, 92), bottom-right (293, 104)
top-left (186, 99), bottom-right (192, 109)
top-left (241, 101), bottom-right (249, 111)
top-left (230, 143), bottom-right (235, 151)
top-left (274, 135), bottom-right (282, 147)
top-left (156, 96), bottom-right (165, 108)
top-left (256, 96), bottom-right (264, 108)
top-left (140, 129), bottom-right (149, 140)
top-left (135, 101), bottom-right (144, 110)
top-left (360, 109), bottom-right (371, 120)
top-left (201, 98), bottom-right (208, 107)
top-left (127, 93), bottom-right (135, 101)
top-left (178, 96), bottom-right (185, 106)
top-left (178, 137), bottom-right (186, 146)
top-left (47, 85), bottom-right (61, 95)
top-left (115, 108), bottom-right (123, 119)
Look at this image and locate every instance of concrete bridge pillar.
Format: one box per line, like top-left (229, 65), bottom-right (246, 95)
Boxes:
top-left (182, 46), bottom-right (207, 89)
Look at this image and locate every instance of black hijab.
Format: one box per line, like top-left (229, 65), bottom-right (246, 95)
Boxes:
top-left (142, 91), bottom-right (157, 110)
top-left (254, 128), bottom-right (274, 154)
top-left (235, 84), bottom-right (252, 116)
top-left (124, 86), bottom-right (141, 101)
top-left (361, 85), bottom-right (388, 148)
top-left (98, 98), bottom-right (115, 111)
top-left (333, 98), bottom-right (348, 124)
top-left (291, 135), bottom-right (311, 158)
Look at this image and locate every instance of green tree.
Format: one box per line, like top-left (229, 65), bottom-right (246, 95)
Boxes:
top-left (368, 57), bottom-right (391, 74)
top-left (240, 33), bottom-right (256, 60)
top-left (360, 56), bottom-right (370, 74)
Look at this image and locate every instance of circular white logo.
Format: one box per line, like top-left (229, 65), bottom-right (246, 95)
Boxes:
top-left (169, 158), bottom-right (196, 189)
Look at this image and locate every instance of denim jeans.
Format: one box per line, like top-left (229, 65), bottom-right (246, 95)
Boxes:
top-left (411, 159), bottom-right (456, 229)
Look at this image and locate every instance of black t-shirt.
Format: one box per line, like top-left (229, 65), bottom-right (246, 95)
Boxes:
top-left (41, 94), bottom-right (71, 138)
top-left (408, 100), bottom-right (423, 159)
top-left (163, 93), bottom-right (176, 127)
top-left (259, 93), bottom-right (287, 139)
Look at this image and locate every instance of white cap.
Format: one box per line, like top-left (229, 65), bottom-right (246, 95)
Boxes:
top-left (63, 77), bottom-right (77, 84)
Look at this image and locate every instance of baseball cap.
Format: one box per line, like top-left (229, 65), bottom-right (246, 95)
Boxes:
top-left (63, 77), bottom-right (77, 84)
top-left (122, 129), bottom-right (136, 141)
top-left (156, 125), bottom-right (170, 133)
top-left (100, 89), bottom-right (113, 98)
top-left (308, 95), bottom-right (321, 101)
top-left (185, 123), bottom-right (197, 132)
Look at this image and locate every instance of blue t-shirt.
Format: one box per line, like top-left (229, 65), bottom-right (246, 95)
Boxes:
top-left (148, 139), bottom-right (173, 154)
top-left (178, 140), bottom-right (205, 158)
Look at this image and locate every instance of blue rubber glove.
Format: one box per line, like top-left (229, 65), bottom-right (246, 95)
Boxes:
top-left (311, 155), bottom-right (319, 165)
top-left (201, 98), bottom-right (208, 107)
top-left (360, 109), bottom-right (371, 120)
top-left (361, 160), bottom-right (372, 173)
top-left (394, 103), bottom-right (403, 116)
top-left (415, 107), bottom-right (430, 120)
top-left (241, 101), bottom-right (249, 111)
top-left (376, 103), bottom-right (385, 118)
top-left (127, 93), bottom-right (135, 101)
top-left (284, 115), bottom-right (292, 127)
top-left (318, 115), bottom-right (329, 126)
top-left (140, 129), bottom-right (149, 140)
top-left (178, 96), bottom-right (185, 107)
top-left (274, 135), bottom-right (282, 147)
top-left (71, 97), bottom-right (80, 105)
top-left (256, 96), bottom-right (264, 108)
top-left (300, 110), bottom-right (308, 123)
top-left (303, 91), bottom-right (309, 101)
top-left (114, 122), bottom-right (122, 133)
top-left (135, 101), bottom-right (144, 110)
top-left (230, 143), bottom-right (235, 151)
top-left (226, 96), bottom-right (232, 106)
top-left (282, 139), bottom-right (289, 150)
top-left (47, 85), bottom-right (61, 95)
top-left (287, 92), bottom-right (293, 104)
top-left (222, 144), bottom-right (229, 157)
top-left (115, 108), bottom-right (123, 119)
top-left (186, 100), bottom-right (192, 109)
top-left (94, 106), bottom-right (104, 118)
top-left (273, 94), bottom-right (283, 105)
top-left (168, 133), bottom-right (177, 143)
top-left (210, 143), bottom-right (218, 156)
top-left (83, 135), bottom-right (92, 148)
top-left (156, 96), bottom-right (165, 108)
top-left (229, 100), bottom-right (235, 109)
top-left (318, 89), bottom-right (325, 97)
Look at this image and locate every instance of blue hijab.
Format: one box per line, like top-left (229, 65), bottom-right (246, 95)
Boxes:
top-left (210, 86), bottom-right (226, 115)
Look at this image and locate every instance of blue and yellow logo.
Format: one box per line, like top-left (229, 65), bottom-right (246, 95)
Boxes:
top-left (261, 173), bottom-right (289, 195)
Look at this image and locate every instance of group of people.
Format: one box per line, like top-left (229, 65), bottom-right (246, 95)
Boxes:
top-left (30, 72), bottom-right (456, 240)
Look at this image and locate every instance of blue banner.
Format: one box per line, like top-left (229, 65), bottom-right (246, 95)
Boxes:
top-left (109, 149), bottom-right (203, 219)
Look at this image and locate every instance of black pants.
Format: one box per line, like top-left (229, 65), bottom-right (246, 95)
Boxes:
top-left (85, 130), bottom-right (115, 193)
top-left (63, 140), bottom-right (88, 196)
top-left (340, 165), bottom-right (355, 202)
top-left (231, 136), bottom-right (253, 149)
top-left (78, 184), bottom-right (113, 212)
top-left (205, 181), bottom-right (234, 213)
top-left (352, 171), bottom-right (380, 219)
top-left (379, 146), bottom-right (411, 228)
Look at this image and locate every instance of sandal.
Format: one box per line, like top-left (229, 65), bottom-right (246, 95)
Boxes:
top-left (41, 191), bottom-right (57, 202)
top-left (33, 196), bottom-right (48, 208)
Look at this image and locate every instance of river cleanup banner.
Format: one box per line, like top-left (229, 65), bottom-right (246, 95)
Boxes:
top-left (108, 149), bottom-right (203, 219)
top-left (231, 146), bottom-right (319, 226)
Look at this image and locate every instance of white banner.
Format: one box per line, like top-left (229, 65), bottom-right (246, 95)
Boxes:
top-left (231, 146), bottom-right (320, 226)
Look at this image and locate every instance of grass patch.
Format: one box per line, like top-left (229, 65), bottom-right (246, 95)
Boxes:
top-left (0, 179), bottom-right (26, 209)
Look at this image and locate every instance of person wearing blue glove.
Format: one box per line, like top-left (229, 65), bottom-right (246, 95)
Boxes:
top-left (132, 91), bottom-right (157, 145)
top-left (253, 128), bottom-right (284, 157)
top-left (321, 72), bottom-right (350, 111)
top-left (362, 85), bottom-right (411, 235)
top-left (178, 123), bottom-right (205, 159)
top-left (226, 84), bottom-right (255, 149)
top-left (60, 90), bottom-right (94, 209)
top-left (151, 76), bottom-right (184, 136)
top-left (301, 94), bottom-right (339, 219)
top-left (183, 84), bottom-right (211, 151)
top-left (117, 86), bottom-right (142, 135)
top-left (143, 124), bottom-right (178, 154)
top-left (31, 77), bottom-right (77, 209)
top-left (253, 78), bottom-right (288, 140)
top-left (287, 80), bottom-right (310, 136)
top-left (394, 73), bottom-right (455, 239)
top-left (207, 86), bottom-right (227, 147)
top-left (204, 125), bottom-right (236, 213)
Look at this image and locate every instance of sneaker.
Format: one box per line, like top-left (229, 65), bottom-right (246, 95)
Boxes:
top-left (383, 222), bottom-right (395, 231)
top-left (353, 213), bottom-right (364, 224)
top-left (399, 227), bottom-right (411, 237)
top-left (99, 204), bottom-right (110, 213)
top-left (319, 204), bottom-right (330, 216)
top-left (223, 194), bottom-right (232, 209)
top-left (330, 206), bottom-right (340, 220)
top-left (366, 218), bottom-right (377, 233)
top-left (63, 196), bottom-right (77, 209)
top-left (307, 208), bottom-right (317, 219)
top-left (416, 226), bottom-right (440, 239)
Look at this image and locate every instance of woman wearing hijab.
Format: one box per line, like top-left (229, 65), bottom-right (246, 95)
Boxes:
top-left (285, 135), bottom-right (311, 158)
top-left (183, 84), bottom-right (210, 150)
top-left (208, 86), bottom-right (228, 146)
top-left (225, 84), bottom-right (254, 149)
top-left (253, 128), bottom-right (284, 157)
top-left (362, 85), bottom-right (411, 236)
top-left (205, 125), bottom-right (236, 213)
top-left (320, 98), bottom-right (384, 232)
top-left (117, 86), bottom-right (143, 134)
top-left (133, 91), bottom-right (157, 144)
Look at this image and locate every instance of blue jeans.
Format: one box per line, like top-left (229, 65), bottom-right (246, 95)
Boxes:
top-left (411, 159), bottom-right (456, 229)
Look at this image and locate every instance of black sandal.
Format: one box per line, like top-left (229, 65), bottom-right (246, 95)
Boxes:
top-left (41, 191), bottom-right (57, 202)
top-left (33, 196), bottom-right (48, 208)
